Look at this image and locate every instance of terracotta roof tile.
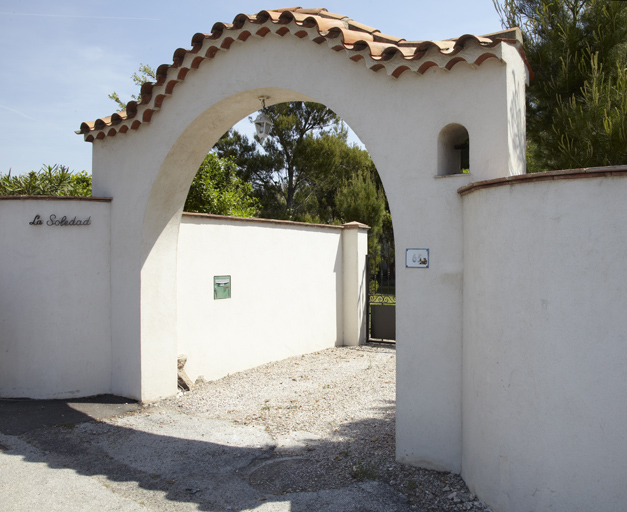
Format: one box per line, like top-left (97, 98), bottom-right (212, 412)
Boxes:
top-left (346, 20), bottom-right (380, 34)
top-left (269, 6), bottom-right (303, 12)
top-left (326, 26), bottom-right (374, 45)
top-left (314, 11), bottom-right (349, 21)
top-left (373, 32), bottom-right (406, 45)
top-left (79, 7), bottom-right (529, 142)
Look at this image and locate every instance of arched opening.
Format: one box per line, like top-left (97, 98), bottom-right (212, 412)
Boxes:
top-left (171, 99), bottom-right (396, 383)
top-left (163, 99), bottom-right (399, 492)
top-left (438, 123), bottom-right (470, 176)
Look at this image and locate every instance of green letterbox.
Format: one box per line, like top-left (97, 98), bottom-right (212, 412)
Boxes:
top-left (214, 275), bottom-right (231, 300)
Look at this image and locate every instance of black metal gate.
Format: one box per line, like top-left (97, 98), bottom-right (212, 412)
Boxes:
top-left (367, 249), bottom-right (396, 342)
top-left (369, 294), bottom-right (396, 341)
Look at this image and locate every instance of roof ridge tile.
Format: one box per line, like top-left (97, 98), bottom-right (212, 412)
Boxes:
top-left (346, 19), bottom-right (380, 34)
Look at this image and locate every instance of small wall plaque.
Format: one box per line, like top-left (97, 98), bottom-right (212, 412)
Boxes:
top-left (214, 275), bottom-right (231, 299)
top-left (406, 248), bottom-right (429, 268)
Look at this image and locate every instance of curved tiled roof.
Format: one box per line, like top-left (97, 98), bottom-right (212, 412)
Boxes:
top-left (79, 7), bottom-right (527, 142)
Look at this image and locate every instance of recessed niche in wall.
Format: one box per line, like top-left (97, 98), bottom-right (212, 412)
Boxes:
top-left (438, 123), bottom-right (469, 176)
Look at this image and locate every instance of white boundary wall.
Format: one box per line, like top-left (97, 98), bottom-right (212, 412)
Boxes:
top-left (176, 214), bottom-right (368, 382)
top-left (461, 172), bottom-right (627, 512)
top-left (0, 203), bottom-right (367, 399)
top-left (0, 197), bottom-right (112, 398)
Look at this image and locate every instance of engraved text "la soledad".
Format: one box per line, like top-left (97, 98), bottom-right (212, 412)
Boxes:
top-left (29, 214), bottom-right (92, 226)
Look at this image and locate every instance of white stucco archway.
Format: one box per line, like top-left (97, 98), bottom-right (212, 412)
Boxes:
top-left (80, 8), bottom-right (527, 475)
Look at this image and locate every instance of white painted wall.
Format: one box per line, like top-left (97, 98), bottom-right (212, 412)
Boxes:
top-left (0, 200), bottom-right (367, 400)
top-left (0, 198), bottom-right (111, 399)
top-left (342, 222), bottom-right (369, 346)
top-left (461, 176), bottom-right (627, 512)
top-left (176, 214), bottom-right (367, 383)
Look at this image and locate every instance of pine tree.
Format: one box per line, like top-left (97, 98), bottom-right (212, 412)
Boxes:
top-left (494, 0), bottom-right (627, 170)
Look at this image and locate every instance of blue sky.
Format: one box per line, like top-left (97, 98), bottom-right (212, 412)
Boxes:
top-left (0, 1), bottom-right (504, 174)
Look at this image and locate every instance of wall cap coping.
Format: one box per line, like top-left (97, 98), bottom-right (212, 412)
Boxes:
top-left (182, 212), bottom-right (369, 230)
top-left (0, 195), bottom-right (112, 202)
top-left (435, 173), bottom-right (472, 179)
top-left (342, 221), bottom-right (370, 230)
top-left (457, 166), bottom-right (627, 196)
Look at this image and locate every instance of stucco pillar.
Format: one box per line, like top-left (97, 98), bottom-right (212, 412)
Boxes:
top-left (341, 222), bottom-right (369, 346)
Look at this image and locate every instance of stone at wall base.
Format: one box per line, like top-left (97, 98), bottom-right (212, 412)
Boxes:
top-left (177, 354), bottom-right (193, 391)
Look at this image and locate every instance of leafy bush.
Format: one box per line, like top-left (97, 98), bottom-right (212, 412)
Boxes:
top-left (0, 165), bottom-right (91, 196)
top-left (184, 153), bottom-right (258, 217)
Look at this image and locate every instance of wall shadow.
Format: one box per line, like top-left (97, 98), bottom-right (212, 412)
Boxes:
top-left (0, 395), bottom-right (139, 436)
top-left (0, 395), bottom-right (412, 511)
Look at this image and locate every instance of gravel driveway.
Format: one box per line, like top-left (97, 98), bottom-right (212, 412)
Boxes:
top-left (1, 343), bottom-right (492, 511)
top-left (152, 343), bottom-right (491, 511)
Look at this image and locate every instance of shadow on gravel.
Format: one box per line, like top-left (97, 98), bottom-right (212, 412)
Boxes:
top-left (1, 397), bottom-right (414, 511)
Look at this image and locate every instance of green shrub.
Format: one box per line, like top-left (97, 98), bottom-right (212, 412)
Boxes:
top-left (0, 165), bottom-right (91, 196)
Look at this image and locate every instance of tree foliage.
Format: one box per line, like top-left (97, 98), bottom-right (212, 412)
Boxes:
top-left (335, 168), bottom-right (388, 263)
top-left (553, 54), bottom-right (627, 167)
top-left (0, 165), bottom-right (91, 196)
top-left (214, 103), bottom-right (385, 226)
top-left (240, 101), bottom-right (342, 219)
top-left (184, 153), bottom-right (258, 217)
top-left (494, 0), bottom-right (627, 170)
top-left (108, 63), bottom-right (156, 112)
top-left (335, 170), bottom-right (386, 234)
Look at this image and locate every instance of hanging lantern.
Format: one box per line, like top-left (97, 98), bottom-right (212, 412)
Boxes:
top-left (253, 96), bottom-right (273, 143)
top-left (254, 112), bottom-right (273, 143)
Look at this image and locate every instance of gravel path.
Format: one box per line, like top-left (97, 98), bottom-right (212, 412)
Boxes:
top-left (156, 343), bottom-right (492, 512)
